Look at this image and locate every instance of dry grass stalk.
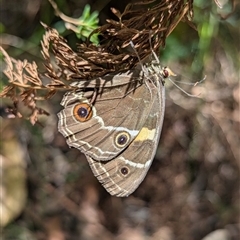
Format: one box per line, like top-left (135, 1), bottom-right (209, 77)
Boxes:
top-left (0, 0), bottom-right (194, 123)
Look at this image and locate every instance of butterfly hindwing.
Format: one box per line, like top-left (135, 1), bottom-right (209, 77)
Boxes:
top-left (86, 80), bottom-right (165, 197)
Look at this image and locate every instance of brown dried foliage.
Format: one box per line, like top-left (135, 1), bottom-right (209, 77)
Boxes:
top-left (0, 0), bottom-right (194, 124)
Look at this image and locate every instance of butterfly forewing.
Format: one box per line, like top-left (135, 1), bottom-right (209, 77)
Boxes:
top-left (58, 71), bottom-right (155, 161)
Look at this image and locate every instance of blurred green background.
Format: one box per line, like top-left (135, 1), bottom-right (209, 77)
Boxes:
top-left (0, 0), bottom-right (239, 239)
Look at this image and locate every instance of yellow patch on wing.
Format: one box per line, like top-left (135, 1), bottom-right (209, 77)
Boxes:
top-left (135, 127), bottom-right (156, 141)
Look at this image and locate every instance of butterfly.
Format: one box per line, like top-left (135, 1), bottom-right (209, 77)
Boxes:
top-left (58, 60), bottom-right (170, 197)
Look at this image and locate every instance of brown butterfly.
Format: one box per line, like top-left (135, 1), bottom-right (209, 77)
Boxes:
top-left (58, 62), bottom-right (170, 197)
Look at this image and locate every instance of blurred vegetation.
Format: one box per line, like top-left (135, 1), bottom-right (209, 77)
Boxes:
top-left (0, 0), bottom-right (239, 240)
top-left (163, 0), bottom-right (239, 74)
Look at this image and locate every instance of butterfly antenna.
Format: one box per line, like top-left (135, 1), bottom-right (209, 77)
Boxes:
top-left (170, 75), bottom-right (207, 86)
top-left (168, 77), bottom-right (201, 98)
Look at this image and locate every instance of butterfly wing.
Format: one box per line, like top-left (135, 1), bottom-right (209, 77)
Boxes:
top-left (86, 80), bottom-right (165, 197)
top-left (58, 73), bottom-right (153, 161)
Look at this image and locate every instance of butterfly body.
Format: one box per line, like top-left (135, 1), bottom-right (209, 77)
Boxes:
top-left (58, 62), bottom-right (166, 197)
